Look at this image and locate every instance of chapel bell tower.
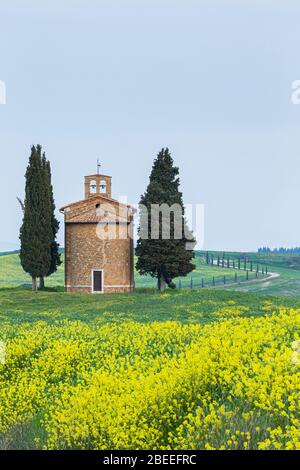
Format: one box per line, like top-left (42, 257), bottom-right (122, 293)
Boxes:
top-left (84, 174), bottom-right (112, 199)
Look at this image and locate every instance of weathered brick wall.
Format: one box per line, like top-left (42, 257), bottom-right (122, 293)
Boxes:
top-left (65, 222), bottom-right (134, 293)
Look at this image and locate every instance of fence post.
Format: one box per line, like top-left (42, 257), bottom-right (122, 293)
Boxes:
top-left (179, 279), bottom-right (182, 289)
top-left (246, 270), bottom-right (249, 281)
top-left (190, 277), bottom-right (193, 289)
top-left (212, 276), bottom-right (215, 286)
top-left (235, 272), bottom-right (237, 282)
top-left (201, 278), bottom-right (204, 288)
top-left (224, 275), bottom-right (226, 285)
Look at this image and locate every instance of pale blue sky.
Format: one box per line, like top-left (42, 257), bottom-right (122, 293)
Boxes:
top-left (0, 0), bottom-right (300, 251)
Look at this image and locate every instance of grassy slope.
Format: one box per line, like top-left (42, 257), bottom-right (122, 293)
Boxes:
top-left (1, 287), bottom-right (300, 327)
top-left (2, 250), bottom-right (300, 295)
top-left (0, 253), bottom-right (64, 289)
top-left (1, 249), bottom-right (300, 329)
top-left (200, 251), bottom-right (300, 296)
top-left (0, 251), bottom-right (252, 289)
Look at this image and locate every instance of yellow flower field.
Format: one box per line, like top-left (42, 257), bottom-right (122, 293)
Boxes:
top-left (0, 308), bottom-right (300, 449)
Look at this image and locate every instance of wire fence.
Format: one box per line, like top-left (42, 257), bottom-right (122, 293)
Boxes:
top-left (177, 269), bottom-right (269, 289)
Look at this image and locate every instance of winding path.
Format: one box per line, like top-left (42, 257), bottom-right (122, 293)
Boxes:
top-left (210, 261), bottom-right (280, 288)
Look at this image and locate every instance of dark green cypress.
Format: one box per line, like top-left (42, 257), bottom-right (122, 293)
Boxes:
top-left (19, 145), bottom-right (52, 291)
top-left (136, 148), bottom-right (195, 292)
top-left (41, 155), bottom-right (61, 288)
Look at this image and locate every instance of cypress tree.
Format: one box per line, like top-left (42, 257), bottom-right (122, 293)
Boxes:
top-left (40, 155), bottom-right (61, 288)
top-left (136, 148), bottom-right (195, 292)
top-left (19, 145), bottom-right (52, 291)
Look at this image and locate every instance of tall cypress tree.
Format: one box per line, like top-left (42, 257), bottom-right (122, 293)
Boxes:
top-left (136, 148), bottom-right (195, 292)
top-left (20, 145), bottom-right (52, 291)
top-left (40, 154), bottom-right (61, 288)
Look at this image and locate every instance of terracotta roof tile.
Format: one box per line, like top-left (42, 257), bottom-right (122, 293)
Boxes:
top-left (60, 194), bottom-right (136, 212)
top-left (67, 208), bottom-right (130, 224)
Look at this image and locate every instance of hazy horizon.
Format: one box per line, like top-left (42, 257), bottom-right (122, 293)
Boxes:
top-left (1, 1), bottom-right (300, 252)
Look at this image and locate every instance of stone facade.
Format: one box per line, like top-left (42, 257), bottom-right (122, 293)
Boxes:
top-left (60, 174), bottom-right (135, 293)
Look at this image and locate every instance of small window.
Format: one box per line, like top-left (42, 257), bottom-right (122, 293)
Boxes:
top-left (96, 203), bottom-right (100, 209)
top-left (90, 180), bottom-right (97, 194)
top-left (99, 179), bottom-right (107, 193)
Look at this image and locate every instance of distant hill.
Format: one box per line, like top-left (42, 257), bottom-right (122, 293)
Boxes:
top-left (0, 242), bottom-right (20, 252)
top-left (0, 250), bottom-right (19, 257)
top-left (0, 247), bottom-right (64, 257)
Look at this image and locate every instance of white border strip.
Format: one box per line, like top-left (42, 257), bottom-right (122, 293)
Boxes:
top-left (66, 284), bottom-right (133, 289)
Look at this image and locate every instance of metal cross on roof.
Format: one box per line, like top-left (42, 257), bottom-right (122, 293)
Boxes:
top-left (97, 159), bottom-right (101, 175)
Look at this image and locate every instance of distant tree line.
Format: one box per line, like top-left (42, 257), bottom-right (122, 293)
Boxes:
top-left (258, 247), bottom-right (300, 254)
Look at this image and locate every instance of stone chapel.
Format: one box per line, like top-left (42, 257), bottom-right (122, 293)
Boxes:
top-left (60, 172), bottom-right (135, 293)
